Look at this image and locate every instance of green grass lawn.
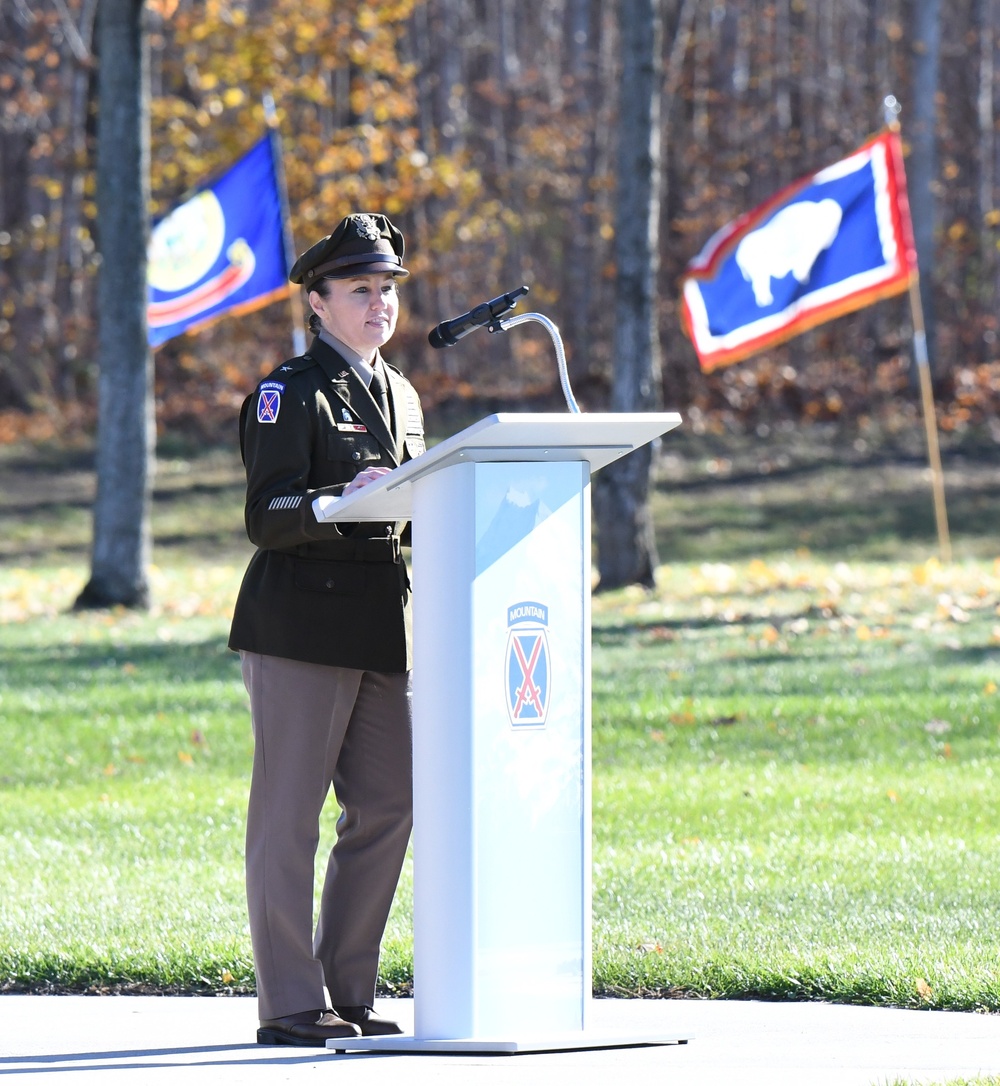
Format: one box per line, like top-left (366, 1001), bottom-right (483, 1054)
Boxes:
top-left (589, 557), bottom-right (1000, 1009)
top-left (1, 437), bottom-right (999, 1010)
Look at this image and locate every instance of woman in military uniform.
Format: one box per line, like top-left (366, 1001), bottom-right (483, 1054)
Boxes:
top-left (229, 213), bottom-right (425, 1046)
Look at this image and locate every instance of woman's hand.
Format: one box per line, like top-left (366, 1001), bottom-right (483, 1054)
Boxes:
top-left (342, 466), bottom-right (392, 496)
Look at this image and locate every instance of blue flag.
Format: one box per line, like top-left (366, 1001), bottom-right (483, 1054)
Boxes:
top-left (147, 136), bottom-right (289, 347)
top-left (680, 131), bottom-right (916, 372)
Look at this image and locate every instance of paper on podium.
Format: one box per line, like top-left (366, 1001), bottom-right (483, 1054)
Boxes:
top-left (312, 411), bottom-right (681, 523)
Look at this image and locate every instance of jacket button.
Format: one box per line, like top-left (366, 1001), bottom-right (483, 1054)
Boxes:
top-left (352, 451), bottom-right (361, 461)
top-left (325, 579), bottom-right (335, 589)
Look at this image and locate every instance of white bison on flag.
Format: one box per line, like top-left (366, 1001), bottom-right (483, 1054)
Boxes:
top-left (735, 199), bottom-right (843, 307)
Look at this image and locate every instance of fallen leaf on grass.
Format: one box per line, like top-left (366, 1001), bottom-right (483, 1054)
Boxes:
top-left (912, 559), bottom-right (941, 586)
top-left (936, 595), bottom-right (970, 623)
top-left (916, 977), bottom-right (933, 1001)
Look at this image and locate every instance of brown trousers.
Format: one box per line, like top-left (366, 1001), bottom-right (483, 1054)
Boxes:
top-left (240, 651), bottom-right (412, 1021)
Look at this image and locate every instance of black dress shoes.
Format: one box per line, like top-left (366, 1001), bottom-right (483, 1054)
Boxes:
top-left (257, 1008), bottom-right (361, 1046)
top-left (332, 1004), bottom-right (404, 1036)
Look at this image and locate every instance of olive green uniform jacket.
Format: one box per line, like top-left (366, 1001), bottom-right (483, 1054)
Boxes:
top-left (228, 336), bottom-right (425, 672)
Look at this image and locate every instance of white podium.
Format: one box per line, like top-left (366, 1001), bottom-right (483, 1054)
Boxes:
top-left (314, 412), bottom-right (690, 1054)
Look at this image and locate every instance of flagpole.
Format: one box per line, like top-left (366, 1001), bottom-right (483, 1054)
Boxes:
top-left (908, 269), bottom-right (952, 562)
top-left (263, 93), bottom-right (307, 356)
top-left (884, 95), bottom-right (952, 563)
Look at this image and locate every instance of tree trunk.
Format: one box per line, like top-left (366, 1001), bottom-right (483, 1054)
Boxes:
top-left (563, 0), bottom-right (599, 385)
top-left (56, 0), bottom-right (99, 402)
top-left (594, 0), bottom-right (662, 591)
top-left (75, 0), bottom-right (154, 610)
top-left (908, 0), bottom-right (941, 368)
top-left (978, 0), bottom-right (997, 335)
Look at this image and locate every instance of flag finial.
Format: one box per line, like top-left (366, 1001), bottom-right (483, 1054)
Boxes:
top-left (883, 94), bottom-right (901, 130)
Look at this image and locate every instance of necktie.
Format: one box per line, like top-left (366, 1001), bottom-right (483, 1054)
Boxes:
top-left (369, 367), bottom-right (389, 422)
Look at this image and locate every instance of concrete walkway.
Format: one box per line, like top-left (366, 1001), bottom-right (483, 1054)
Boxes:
top-left (3, 995), bottom-right (1000, 1085)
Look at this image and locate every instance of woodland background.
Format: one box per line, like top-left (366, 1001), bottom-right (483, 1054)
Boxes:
top-left (1, 0), bottom-right (999, 448)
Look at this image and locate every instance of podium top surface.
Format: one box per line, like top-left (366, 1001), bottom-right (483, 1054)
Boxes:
top-left (313, 410), bottom-right (682, 523)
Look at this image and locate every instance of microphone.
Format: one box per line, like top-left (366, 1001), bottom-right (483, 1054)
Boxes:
top-left (428, 285), bottom-right (529, 348)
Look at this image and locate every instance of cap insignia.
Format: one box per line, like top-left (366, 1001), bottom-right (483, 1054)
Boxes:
top-left (354, 215), bottom-right (381, 242)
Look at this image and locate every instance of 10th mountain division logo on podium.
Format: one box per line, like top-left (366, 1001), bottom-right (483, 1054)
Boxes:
top-left (505, 601), bottom-right (550, 727)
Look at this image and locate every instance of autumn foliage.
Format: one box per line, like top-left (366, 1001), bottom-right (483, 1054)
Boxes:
top-left (3, 0), bottom-right (1000, 446)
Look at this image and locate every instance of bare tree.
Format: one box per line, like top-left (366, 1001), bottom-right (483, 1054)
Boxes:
top-left (979, 0), bottom-right (1000, 338)
top-left (74, 0), bottom-right (154, 609)
top-left (563, 0), bottom-right (603, 385)
top-left (593, 0), bottom-right (663, 591)
top-left (908, 0), bottom-right (941, 365)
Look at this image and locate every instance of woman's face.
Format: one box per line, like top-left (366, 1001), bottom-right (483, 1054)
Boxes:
top-left (308, 273), bottom-right (400, 360)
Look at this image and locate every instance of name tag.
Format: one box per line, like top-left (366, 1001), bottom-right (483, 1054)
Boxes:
top-left (337, 422), bottom-right (368, 432)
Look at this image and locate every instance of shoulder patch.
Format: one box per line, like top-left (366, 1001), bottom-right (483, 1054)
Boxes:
top-left (257, 384), bottom-right (282, 424)
top-left (254, 355), bottom-right (316, 425)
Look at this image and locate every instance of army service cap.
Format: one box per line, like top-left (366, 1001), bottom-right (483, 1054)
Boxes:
top-left (289, 213), bottom-right (409, 286)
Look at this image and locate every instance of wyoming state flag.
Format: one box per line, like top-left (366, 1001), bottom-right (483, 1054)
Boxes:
top-left (680, 130), bottom-right (917, 372)
top-left (147, 136), bottom-right (289, 347)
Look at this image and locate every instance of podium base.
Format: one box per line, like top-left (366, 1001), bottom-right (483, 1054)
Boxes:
top-left (327, 1030), bottom-right (692, 1055)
